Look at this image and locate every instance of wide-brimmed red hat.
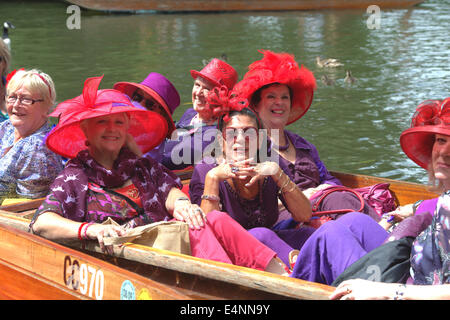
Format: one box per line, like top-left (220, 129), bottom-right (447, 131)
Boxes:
top-left (46, 75), bottom-right (168, 159)
top-left (400, 98), bottom-right (450, 169)
top-left (190, 58), bottom-right (238, 90)
top-left (113, 72), bottom-right (180, 137)
top-left (232, 49), bottom-right (317, 125)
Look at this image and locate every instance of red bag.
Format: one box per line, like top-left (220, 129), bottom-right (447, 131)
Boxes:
top-left (307, 183), bottom-right (396, 229)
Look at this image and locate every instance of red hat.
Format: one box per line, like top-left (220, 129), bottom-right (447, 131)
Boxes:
top-left (46, 75), bottom-right (168, 159)
top-left (190, 58), bottom-right (238, 90)
top-left (233, 50), bottom-right (317, 125)
top-left (400, 98), bottom-right (450, 169)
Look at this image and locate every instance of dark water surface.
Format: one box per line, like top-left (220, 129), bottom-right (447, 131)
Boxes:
top-left (1, 0), bottom-right (449, 183)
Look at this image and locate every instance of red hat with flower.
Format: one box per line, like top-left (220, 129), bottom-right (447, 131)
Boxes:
top-left (190, 58), bottom-right (238, 90)
top-left (233, 49), bottom-right (317, 125)
top-left (400, 98), bottom-right (450, 169)
top-left (46, 75), bottom-right (168, 159)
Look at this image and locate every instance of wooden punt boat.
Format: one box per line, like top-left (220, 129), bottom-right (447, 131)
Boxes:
top-left (64, 0), bottom-right (426, 13)
top-left (0, 170), bottom-right (439, 300)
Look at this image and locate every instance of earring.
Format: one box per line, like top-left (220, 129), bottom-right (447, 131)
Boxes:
top-left (85, 140), bottom-right (90, 146)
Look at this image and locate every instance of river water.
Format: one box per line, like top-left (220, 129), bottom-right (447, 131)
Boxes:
top-left (1, 0), bottom-right (449, 183)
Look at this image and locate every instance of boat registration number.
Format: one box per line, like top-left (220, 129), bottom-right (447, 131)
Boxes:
top-left (63, 256), bottom-right (104, 300)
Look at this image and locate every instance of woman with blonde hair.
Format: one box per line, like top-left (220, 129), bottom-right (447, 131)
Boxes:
top-left (0, 68), bottom-right (64, 201)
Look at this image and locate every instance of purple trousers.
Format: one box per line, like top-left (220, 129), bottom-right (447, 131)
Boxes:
top-left (290, 212), bottom-right (388, 284)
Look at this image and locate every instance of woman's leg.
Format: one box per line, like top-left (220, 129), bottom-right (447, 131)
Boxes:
top-left (249, 227), bottom-right (294, 266)
top-left (191, 210), bottom-right (277, 271)
top-left (290, 212), bottom-right (388, 284)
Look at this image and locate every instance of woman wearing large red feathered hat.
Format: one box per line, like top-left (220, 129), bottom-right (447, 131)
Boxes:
top-left (233, 50), bottom-right (380, 226)
top-left (30, 75), bottom-right (291, 275)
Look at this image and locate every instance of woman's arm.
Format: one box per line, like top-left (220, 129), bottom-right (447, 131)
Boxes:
top-left (32, 211), bottom-right (125, 254)
top-left (330, 279), bottom-right (450, 300)
top-left (165, 187), bottom-right (206, 230)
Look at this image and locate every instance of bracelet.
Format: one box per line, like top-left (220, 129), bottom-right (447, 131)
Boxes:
top-left (381, 213), bottom-right (395, 223)
top-left (175, 196), bottom-right (190, 202)
top-left (283, 181), bottom-right (297, 194)
top-left (78, 222), bottom-right (88, 241)
top-left (278, 175), bottom-right (291, 194)
top-left (275, 169), bottom-right (284, 183)
top-left (393, 284), bottom-right (406, 300)
top-left (201, 194), bottom-right (220, 202)
top-left (83, 222), bottom-right (94, 240)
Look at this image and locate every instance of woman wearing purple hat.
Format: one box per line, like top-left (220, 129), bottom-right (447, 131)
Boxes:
top-left (127, 59), bottom-right (239, 170)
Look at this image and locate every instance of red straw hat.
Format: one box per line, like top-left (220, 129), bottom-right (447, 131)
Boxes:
top-left (233, 49), bottom-right (317, 125)
top-left (400, 98), bottom-right (450, 169)
top-left (46, 75), bottom-right (168, 159)
top-left (190, 58), bottom-right (238, 90)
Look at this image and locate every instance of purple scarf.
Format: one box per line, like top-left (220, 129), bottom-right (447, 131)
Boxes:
top-left (46, 147), bottom-right (182, 224)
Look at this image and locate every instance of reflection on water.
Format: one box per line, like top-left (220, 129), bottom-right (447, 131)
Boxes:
top-left (1, 0), bottom-right (449, 183)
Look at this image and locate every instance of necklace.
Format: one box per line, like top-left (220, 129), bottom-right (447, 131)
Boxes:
top-left (273, 131), bottom-right (290, 151)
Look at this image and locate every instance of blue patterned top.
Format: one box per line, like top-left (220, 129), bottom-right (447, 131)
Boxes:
top-left (0, 120), bottom-right (64, 200)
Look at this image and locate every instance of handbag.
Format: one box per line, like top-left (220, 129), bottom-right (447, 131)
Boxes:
top-left (307, 183), bottom-right (396, 229)
top-left (102, 218), bottom-right (191, 255)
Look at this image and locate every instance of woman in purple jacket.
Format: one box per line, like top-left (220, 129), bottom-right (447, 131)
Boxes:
top-left (233, 50), bottom-right (379, 223)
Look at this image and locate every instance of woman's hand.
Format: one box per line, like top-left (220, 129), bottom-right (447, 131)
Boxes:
top-left (125, 133), bottom-right (142, 157)
top-left (238, 161), bottom-right (280, 187)
top-left (86, 223), bottom-right (126, 255)
top-left (172, 198), bottom-right (207, 230)
top-left (387, 204), bottom-right (414, 222)
top-left (330, 279), bottom-right (395, 300)
top-left (207, 158), bottom-right (254, 182)
top-left (302, 183), bottom-right (333, 199)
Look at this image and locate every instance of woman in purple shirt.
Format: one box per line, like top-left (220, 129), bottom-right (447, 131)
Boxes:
top-left (233, 50), bottom-right (379, 223)
top-left (190, 94), bottom-right (314, 267)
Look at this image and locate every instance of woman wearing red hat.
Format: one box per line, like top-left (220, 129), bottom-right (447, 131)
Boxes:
top-left (29, 76), bottom-right (290, 274)
top-left (328, 98), bottom-right (450, 299)
top-left (157, 58), bottom-right (239, 170)
top-left (233, 50), bottom-right (380, 224)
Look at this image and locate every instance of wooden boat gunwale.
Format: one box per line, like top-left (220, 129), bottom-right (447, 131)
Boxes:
top-left (0, 170), bottom-right (439, 300)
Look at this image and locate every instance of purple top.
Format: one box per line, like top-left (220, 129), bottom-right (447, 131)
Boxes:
top-left (278, 130), bottom-right (341, 189)
top-left (189, 158), bottom-right (283, 229)
top-left (30, 147), bottom-right (182, 229)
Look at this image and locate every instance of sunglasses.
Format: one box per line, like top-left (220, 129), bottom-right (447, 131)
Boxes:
top-left (223, 127), bottom-right (258, 142)
top-left (131, 90), bottom-right (160, 111)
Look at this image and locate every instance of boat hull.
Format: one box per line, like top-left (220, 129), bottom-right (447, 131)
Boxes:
top-left (64, 0), bottom-right (425, 13)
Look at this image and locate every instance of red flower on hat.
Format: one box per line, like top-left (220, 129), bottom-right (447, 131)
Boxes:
top-left (411, 98), bottom-right (450, 127)
top-left (5, 68), bottom-right (25, 86)
top-left (206, 85), bottom-right (249, 122)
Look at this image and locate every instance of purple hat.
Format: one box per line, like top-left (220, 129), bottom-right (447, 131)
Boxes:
top-left (114, 72), bottom-right (180, 136)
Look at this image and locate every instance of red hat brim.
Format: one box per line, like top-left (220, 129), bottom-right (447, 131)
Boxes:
top-left (190, 70), bottom-right (221, 88)
top-left (400, 125), bottom-right (450, 169)
top-left (47, 103), bottom-right (168, 159)
top-left (113, 81), bottom-right (175, 136)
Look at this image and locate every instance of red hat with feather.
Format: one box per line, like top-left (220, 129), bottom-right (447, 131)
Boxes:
top-left (233, 50), bottom-right (316, 125)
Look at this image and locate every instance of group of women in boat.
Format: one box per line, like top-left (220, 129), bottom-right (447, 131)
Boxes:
top-left (0, 37), bottom-right (449, 299)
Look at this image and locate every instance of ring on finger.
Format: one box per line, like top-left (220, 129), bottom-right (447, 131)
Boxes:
top-left (230, 166), bottom-right (239, 173)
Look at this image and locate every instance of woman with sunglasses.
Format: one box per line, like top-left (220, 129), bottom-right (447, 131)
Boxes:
top-left (189, 88), bottom-right (314, 269)
top-left (0, 68), bottom-right (64, 202)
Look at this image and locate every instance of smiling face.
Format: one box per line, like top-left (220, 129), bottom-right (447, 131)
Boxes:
top-left (81, 113), bottom-right (130, 160)
top-left (432, 133), bottom-right (450, 189)
top-left (7, 85), bottom-right (48, 137)
top-left (253, 83), bottom-right (291, 131)
top-left (191, 76), bottom-right (215, 122)
top-left (222, 114), bottom-right (259, 163)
